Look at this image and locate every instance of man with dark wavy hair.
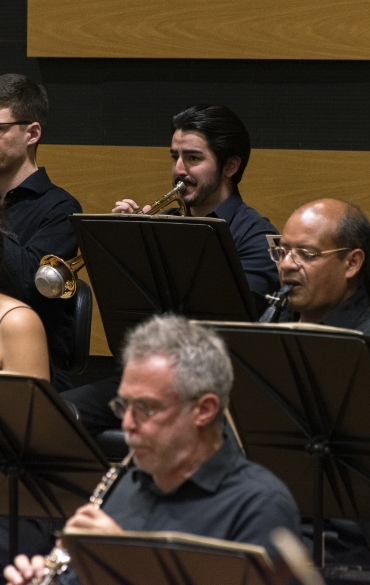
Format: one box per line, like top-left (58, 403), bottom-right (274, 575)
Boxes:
top-left (113, 104), bottom-right (279, 300)
top-left (0, 73), bottom-right (82, 390)
top-left (65, 104), bottom-right (280, 441)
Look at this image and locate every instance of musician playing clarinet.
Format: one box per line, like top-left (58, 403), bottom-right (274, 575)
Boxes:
top-left (267, 198), bottom-right (370, 566)
top-left (269, 198), bottom-right (370, 333)
top-left (4, 315), bottom-right (300, 585)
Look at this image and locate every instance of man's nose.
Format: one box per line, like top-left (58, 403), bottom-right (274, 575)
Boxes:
top-left (174, 156), bottom-right (186, 175)
top-left (122, 407), bottom-right (136, 432)
top-left (278, 250), bottom-right (300, 270)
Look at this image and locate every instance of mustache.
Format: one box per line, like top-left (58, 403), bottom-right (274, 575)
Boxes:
top-left (174, 175), bottom-right (196, 187)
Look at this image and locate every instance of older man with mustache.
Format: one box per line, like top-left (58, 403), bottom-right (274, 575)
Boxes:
top-left (269, 198), bottom-right (370, 333)
top-left (269, 197), bottom-right (370, 567)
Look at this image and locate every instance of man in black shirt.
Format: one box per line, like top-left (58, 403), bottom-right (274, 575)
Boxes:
top-left (269, 198), bottom-right (370, 334)
top-left (4, 315), bottom-right (301, 585)
top-left (63, 104), bottom-right (280, 436)
top-left (268, 198), bottom-right (370, 565)
top-left (113, 104), bottom-right (279, 300)
top-left (0, 74), bottom-right (82, 389)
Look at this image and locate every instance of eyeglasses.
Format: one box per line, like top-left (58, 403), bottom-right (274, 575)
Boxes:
top-left (268, 246), bottom-right (352, 265)
top-left (0, 121), bottom-right (32, 135)
top-left (109, 396), bottom-right (187, 423)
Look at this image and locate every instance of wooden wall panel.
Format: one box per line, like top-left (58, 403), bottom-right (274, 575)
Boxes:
top-left (28, 0), bottom-right (370, 60)
top-left (37, 145), bottom-right (370, 354)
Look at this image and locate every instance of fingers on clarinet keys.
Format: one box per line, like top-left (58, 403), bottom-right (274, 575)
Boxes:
top-left (29, 547), bottom-right (70, 585)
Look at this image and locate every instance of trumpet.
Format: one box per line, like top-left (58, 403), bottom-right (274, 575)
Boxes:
top-left (34, 182), bottom-right (186, 299)
top-left (133, 180), bottom-right (186, 215)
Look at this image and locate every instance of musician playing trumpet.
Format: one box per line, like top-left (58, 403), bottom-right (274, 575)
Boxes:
top-left (4, 315), bottom-right (301, 585)
top-left (60, 104), bottom-right (280, 445)
top-left (112, 104), bottom-right (279, 300)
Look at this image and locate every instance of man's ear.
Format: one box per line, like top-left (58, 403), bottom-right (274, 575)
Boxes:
top-left (194, 393), bottom-right (221, 427)
top-left (223, 156), bottom-right (241, 179)
top-left (27, 122), bottom-right (42, 147)
top-left (345, 248), bottom-right (365, 279)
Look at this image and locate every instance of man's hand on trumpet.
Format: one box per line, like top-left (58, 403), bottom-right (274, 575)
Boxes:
top-left (112, 199), bottom-right (152, 214)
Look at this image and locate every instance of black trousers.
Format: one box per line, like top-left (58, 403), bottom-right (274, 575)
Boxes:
top-left (60, 375), bottom-right (121, 438)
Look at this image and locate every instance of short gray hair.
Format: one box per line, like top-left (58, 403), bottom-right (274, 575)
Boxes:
top-left (121, 314), bottom-right (233, 414)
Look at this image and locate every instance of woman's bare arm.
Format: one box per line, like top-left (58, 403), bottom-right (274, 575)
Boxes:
top-left (0, 306), bottom-right (50, 379)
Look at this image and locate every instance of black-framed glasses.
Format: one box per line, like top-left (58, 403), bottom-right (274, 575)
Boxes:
top-left (109, 396), bottom-right (187, 423)
top-left (0, 121), bottom-right (32, 135)
top-left (268, 246), bottom-right (352, 265)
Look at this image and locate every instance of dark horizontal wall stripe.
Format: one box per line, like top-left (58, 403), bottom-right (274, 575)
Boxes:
top-left (1, 56), bottom-right (369, 152)
top-left (0, 0), bottom-right (26, 41)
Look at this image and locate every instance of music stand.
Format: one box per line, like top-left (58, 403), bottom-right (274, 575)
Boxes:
top-left (0, 374), bottom-right (109, 561)
top-left (61, 529), bottom-right (272, 585)
top-left (196, 321), bottom-right (370, 567)
top-left (70, 214), bottom-right (257, 359)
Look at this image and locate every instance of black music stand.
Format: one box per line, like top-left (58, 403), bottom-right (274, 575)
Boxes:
top-left (70, 214), bottom-right (257, 359)
top-left (197, 321), bottom-right (370, 567)
top-left (61, 530), bottom-right (272, 585)
top-left (0, 374), bottom-right (109, 561)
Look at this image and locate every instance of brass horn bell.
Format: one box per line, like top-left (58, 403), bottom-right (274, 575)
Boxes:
top-left (35, 254), bottom-right (84, 299)
top-left (35, 181), bottom-right (186, 299)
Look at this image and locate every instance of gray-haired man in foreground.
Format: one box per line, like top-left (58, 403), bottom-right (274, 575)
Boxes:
top-left (5, 315), bottom-right (300, 585)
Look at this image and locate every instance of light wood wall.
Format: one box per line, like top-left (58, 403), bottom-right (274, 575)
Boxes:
top-left (28, 0), bottom-right (370, 59)
top-left (37, 145), bottom-right (370, 355)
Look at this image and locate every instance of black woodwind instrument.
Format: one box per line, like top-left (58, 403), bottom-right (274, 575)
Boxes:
top-left (258, 284), bottom-right (292, 323)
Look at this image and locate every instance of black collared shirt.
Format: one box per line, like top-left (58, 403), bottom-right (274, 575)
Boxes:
top-left (101, 434), bottom-right (300, 558)
top-left (165, 188), bottom-right (279, 298)
top-left (279, 285), bottom-right (370, 335)
top-left (59, 435), bottom-right (300, 584)
top-left (0, 167), bottom-right (82, 379)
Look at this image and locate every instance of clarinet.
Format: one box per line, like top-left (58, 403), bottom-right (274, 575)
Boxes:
top-left (258, 284), bottom-right (292, 323)
top-left (33, 463), bottom-right (126, 584)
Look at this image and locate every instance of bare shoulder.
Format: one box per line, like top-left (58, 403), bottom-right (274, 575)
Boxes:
top-left (0, 296), bottom-right (45, 334)
top-left (0, 296), bottom-right (50, 379)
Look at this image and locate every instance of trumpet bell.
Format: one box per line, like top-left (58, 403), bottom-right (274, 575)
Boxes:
top-left (35, 254), bottom-right (83, 299)
top-left (35, 182), bottom-right (186, 299)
